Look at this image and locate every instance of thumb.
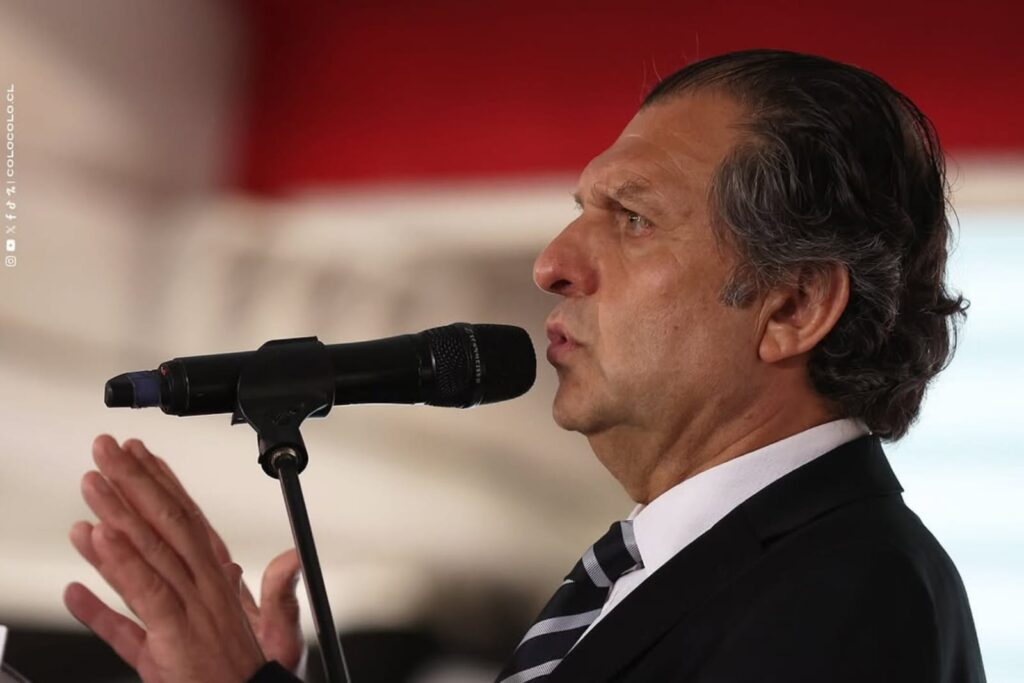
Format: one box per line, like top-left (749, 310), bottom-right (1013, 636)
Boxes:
top-left (257, 548), bottom-right (304, 670)
top-left (261, 548), bottom-right (302, 625)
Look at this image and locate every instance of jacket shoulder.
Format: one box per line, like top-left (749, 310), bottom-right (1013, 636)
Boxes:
top-left (703, 494), bottom-right (986, 681)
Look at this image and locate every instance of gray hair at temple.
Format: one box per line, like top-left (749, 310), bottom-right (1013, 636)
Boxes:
top-left (644, 49), bottom-right (968, 441)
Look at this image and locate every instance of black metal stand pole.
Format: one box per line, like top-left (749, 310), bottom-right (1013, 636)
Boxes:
top-left (269, 448), bottom-right (351, 683)
top-left (230, 337), bottom-right (352, 683)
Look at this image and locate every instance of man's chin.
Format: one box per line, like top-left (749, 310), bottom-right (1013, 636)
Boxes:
top-left (551, 406), bottom-right (583, 432)
top-left (551, 391), bottom-right (605, 435)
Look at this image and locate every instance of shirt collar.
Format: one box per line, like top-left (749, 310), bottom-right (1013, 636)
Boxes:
top-left (626, 418), bottom-right (870, 575)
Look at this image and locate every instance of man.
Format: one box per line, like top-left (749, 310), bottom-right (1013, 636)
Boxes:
top-left (65, 50), bottom-right (986, 681)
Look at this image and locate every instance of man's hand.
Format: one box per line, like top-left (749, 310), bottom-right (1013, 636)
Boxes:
top-left (64, 435), bottom-right (305, 682)
top-left (126, 439), bottom-right (305, 670)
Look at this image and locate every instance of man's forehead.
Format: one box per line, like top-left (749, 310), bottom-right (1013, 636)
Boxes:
top-left (573, 140), bottom-right (698, 204)
top-left (574, 92), bottom-right (745, 197)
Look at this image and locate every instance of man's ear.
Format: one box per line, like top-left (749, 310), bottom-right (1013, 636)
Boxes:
top-left (757, 262), bottom-right (850, 364)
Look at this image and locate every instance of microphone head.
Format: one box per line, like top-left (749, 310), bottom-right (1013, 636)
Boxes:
top-left (423, 323), bottom-right (536, 407)
top-left (472, 323), bottom-right (536, 404)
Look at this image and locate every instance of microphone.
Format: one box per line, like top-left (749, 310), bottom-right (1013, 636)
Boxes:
top-left (104, 323), bottom-right (536, 416)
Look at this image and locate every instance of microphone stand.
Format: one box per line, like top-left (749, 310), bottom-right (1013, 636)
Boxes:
top-left (232, 336), bottom-right (351, 683)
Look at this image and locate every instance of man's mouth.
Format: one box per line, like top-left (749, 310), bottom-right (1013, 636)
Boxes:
top-left (545, 321), bottom-right (578, 364)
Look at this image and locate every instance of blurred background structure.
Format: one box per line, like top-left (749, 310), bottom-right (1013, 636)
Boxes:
top-left (0, 1), bottom-right (1021, 681)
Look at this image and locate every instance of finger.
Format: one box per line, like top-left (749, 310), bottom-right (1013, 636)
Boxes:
top-left (92, 436), bottom-right (220, 588)
top-left (223, 561), bottom-right (260, 626)
top-left (80, 470), bottom-right (195, 596)
top-left (225, 562), bottom-right (261, 629)
top-left (70, 520), bottom-right (100, 566)
top-left (122, 440), bottom-right (187, 514)
top-left (125, 441), bottom-right (261, 615)
top-left (238, 572), bottom-right (259, 615)
top-left (124, 439), bottom-right (234, 567)
top-left (89, 521), bottom-right (185, 629)
top-left (222, 562), bottom-right (244, 591)
top-left (70, 518), bottom-right (176, 629)
top-left (64, 581), bottom-right (146, 669)
top-left (156, 456), bottom-right (233, 564)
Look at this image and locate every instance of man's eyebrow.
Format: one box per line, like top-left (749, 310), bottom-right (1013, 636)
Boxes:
top-left (572, 179), bottom-right (663, 209)
top-left (608, 179), bottom-right (656, 203)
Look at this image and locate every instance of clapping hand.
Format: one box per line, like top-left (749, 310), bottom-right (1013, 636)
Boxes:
top-left (64, 436), bottom-right (305, 682)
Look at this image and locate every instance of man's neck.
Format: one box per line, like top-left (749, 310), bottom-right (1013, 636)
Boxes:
top-left (588, 398), bottom-right (840, 504)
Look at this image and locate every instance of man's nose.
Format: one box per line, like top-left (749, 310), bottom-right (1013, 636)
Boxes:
top-left (533, 222), bottom-right (597, 297)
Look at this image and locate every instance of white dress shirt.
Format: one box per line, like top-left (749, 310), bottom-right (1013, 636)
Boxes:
top-left (570, 417), bottom-right (871, 650)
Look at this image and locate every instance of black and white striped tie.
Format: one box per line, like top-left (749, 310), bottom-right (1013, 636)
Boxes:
top-left (496, 520), bottom-right (643, 683)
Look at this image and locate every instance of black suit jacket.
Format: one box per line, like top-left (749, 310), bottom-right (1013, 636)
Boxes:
top-left (252, 435), bottom-right (986, 682)
top-left (541, 434), bottom-right (985, 682)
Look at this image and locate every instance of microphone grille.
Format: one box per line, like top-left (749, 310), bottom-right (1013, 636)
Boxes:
top-left (472, 324), bottom-right (536, 404)
top-left (426, 325), bottom-right (473, 402)
top-left (423, 323), bottom-right (535, 407)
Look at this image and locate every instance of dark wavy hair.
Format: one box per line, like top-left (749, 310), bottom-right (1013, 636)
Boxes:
top-left (644, 49), bottom-right (968, 441)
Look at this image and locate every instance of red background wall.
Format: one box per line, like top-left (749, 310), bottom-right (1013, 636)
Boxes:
top-left (235, 0), bottom-right (1024, 194)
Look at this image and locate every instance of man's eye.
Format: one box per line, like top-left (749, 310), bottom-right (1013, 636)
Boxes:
top-left (624, 210), bottom-right (653, 235)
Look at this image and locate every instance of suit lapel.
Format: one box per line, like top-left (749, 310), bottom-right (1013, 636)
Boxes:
top-left (546, 510), bottom-right (763, 682)
top-left (545, 435), bottom-right (903, 682)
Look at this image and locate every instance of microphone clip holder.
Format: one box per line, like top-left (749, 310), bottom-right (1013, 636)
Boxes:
top-left (232, 336), bottom-right (351, 683)
top-left (232, 336), bottom-right (334, 476)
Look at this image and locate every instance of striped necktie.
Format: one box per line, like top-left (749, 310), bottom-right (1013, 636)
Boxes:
top-left (496, 520), bottom-right (643, 683)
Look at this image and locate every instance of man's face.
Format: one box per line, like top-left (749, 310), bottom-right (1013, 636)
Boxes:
top-left (535, 91), bottom-right (764, 445)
